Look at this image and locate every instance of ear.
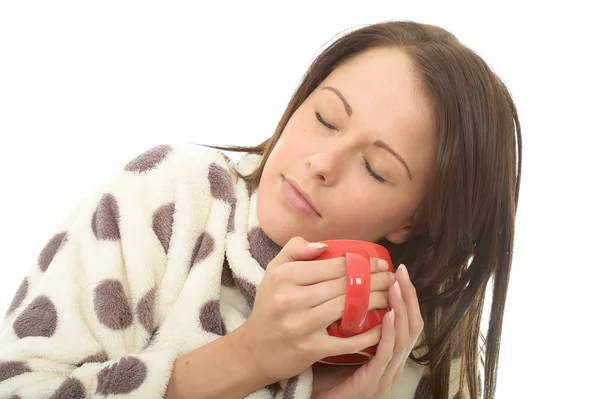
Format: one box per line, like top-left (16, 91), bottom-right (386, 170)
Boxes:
top-left (384, 222), bottom-right (414, 245)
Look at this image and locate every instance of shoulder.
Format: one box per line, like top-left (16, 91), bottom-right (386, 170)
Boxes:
top-left (89, 143), bottom-right (239, 209)
top-left (122, 143), bottom-right (233, 175)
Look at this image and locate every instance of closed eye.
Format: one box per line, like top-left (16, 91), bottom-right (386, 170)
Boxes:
top-left (363, 157), bottom-right (386, 183)
top-left (315, 111), bottom-right (337, 130)
top-left (315, 111), bottom-right (385, 183)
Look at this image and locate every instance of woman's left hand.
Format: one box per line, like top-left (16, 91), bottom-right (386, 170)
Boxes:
top-left (311, 264), bottom-right (424, 399)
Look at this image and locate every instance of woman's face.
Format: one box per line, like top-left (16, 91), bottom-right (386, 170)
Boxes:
top-left (257, 47), bottom-right (437, 247)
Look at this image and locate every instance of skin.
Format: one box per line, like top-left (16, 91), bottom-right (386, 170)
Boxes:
top-left (257, 46), bottom-right (437, 247)
top-left (254, 47), bottom-right (435, 397)
top-left (166, 47), bottom-right (436, 399)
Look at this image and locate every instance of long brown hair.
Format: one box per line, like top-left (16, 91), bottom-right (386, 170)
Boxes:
top-left (210, 21), bottom-right (521, 399)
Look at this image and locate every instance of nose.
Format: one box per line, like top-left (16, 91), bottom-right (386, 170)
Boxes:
top-left (307, 146), bottom-right (347, 185)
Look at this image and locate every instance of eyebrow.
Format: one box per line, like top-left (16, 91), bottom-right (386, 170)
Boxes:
top-left (321, 85), bottom-right (413, 180)
top-left (374, 140), bottom-right (413, 180)
top-left (321, 86), bottom-right (353, 117)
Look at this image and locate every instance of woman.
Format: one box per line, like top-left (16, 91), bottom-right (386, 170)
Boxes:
top-left (0, 20), bottom-right (520, 399)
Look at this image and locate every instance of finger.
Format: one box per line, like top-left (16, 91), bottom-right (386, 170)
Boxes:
top-left (320, 311), bottom-right (396, 399)
top-left (393, 265), bottom-right (424, 383)
top-left (361, 309), bottom-right (396, 381)
top-left (396, 264), bottom-right (424, 341)
top-left (380, 281), bottom-right (411, 387)
top-left (282, 256), bottom-right (390, 286)
top-left (321, 323), bottom-right (384, 359)
top-left (310, 291), bottom-right (389, 329)
top-left (301, 271), bottom-right (395, 307)
top-left (267, 236), bottom-right (327, 271)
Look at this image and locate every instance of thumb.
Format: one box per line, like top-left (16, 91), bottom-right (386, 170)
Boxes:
top-left (267, 236), bottom-right (328, 270)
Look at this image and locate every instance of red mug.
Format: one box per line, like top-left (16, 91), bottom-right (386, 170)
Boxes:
top-left (316, 240), bottom-right (393, 365)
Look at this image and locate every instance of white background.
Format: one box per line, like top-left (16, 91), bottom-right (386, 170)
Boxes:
top-left (1, 1), bottom-right (598, 397)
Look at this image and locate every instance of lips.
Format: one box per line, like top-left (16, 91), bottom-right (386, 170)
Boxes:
top-left (282, 177), bottom-right (321, 218)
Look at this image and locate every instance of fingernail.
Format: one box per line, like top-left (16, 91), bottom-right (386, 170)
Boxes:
top-left (400, 264), bottom-right (410, 282)
top-left (307, 242), bottom-right (327, 249)
top-left (393, 281), bottom-right (402, 299)
top-left (389, 309), bottom-right (395, 324)
top-left (377, 259), bottom-right (388, 271)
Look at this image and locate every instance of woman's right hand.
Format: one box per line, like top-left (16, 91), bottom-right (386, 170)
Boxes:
top-left (234, 236), bottom-right (395, 383)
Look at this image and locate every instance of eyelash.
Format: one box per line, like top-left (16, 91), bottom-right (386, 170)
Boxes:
top-left (315, 111), bottom-right (386, 183)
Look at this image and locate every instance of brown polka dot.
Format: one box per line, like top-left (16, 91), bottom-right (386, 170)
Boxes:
top-left (246, 178), bottom-right (259, 196)
top-left (248, 227), bottom-right (281, 269)
top-left (50, 377), bottom-right (85, 399)
top-left (143, 326), bottom-right (159, 350)
top-left (267, 382), bottom-right (280, 396)
top-left (208, 163), bottom-right (235, 205)
top-left (190, 232), bottom-right (215, 268)
top-left (282, 375), bottom-right (299, 399)
top-left (9, 395), bottom-right (22, 399)
top-left (136, 288), bottom-right (156, 333)
top-left (6, 278), bottom-right (28, 316)
top-left (38, 232), bottom-right (68, 272)
top-left (227, 202), bottom-right (236, 233)
top-left (94, 280), bottom-right (133, 330)
top-left (96, 356), bottom-right (147, 395)
top-left (0, 360), bottom-right (31, 382)
top-left (234, 276), bottom-right (257, 308)
top-left (91, 194), bottom-right (120, 241)
top-left (76, 351), bottom-right (110, 367)
top-left (221, 258), bottom-right (234, 288)
top-left (413, 376), bottom-right (432, 398)
top-left (13, 295), bottom-right (58, 338)
top-left (199, 299), bottom-right (226, 336)
top-left (152, 203), bottom-right (175, 253)
top-left (124, 144), bottom-right (172, 173)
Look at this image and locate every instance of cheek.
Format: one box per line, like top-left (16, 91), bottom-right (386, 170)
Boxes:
top-left (332, 193), bottom-right (407, 229)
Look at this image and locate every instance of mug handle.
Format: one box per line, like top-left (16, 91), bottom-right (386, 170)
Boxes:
top-left (339, 249), bottom-right (371, 336)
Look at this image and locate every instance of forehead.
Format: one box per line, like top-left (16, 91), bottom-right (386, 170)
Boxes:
top-left (321, 47), bottom-right (430, 125)
top-left (316, 47), bottom-right (436, 180)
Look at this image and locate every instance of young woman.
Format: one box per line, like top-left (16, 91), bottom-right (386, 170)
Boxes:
top-left (0, 20), bottom-right (521, 399)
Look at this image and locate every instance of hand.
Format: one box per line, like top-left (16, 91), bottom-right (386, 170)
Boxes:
top-left (234, 237), bottom-right (395, 384)
top-left (312, 264), bottom-right (424, 399)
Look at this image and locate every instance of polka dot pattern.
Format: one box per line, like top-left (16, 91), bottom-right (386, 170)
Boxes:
top-left (96, 356), bottom-right (147, 395)
top-left (143, 327), bottom-right (159, 350)
top-left (5, 278), bottom-right (28, 316)
top-left (227, 203), bottom-right (236, 233)
top-left (221, 258), bottom-right (235, 288)
top-left (93, 280), bottom-right (133, 330)
top-left (267, 383), bottom-right (280, 397)
top-left (50, 377), bottom-right (85, 399)
top-left (0, 360), bottom-right (31, 382)
top-left (91, 194), bottom-right (121, 241)
top-left (199, 299), bottom-right (226, 336)
top-left (124, 145), bottom-right (172, 173)
top-left (136, 288), bottom-right (156, 333)
top-left (246, 178), bottom-right (259, 196)
top-left (208, 163), bottom-right (236, 205)
top-left (248, 227), bottom-right (281, 269)
top-left (152, 203), bottom-right (175, 253)
top-left (233, 276), bottom-right (257, 308)
top-left (13, 295), bottom-right (58, 339)
top-left (282, 375), bottom-right (299, 399)
top-left (38, 232), bottom-right (68, 272)
top-left (190, 232), bottom-right (215, 268)
top-left (76, 351), bottom-right (109, 367)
